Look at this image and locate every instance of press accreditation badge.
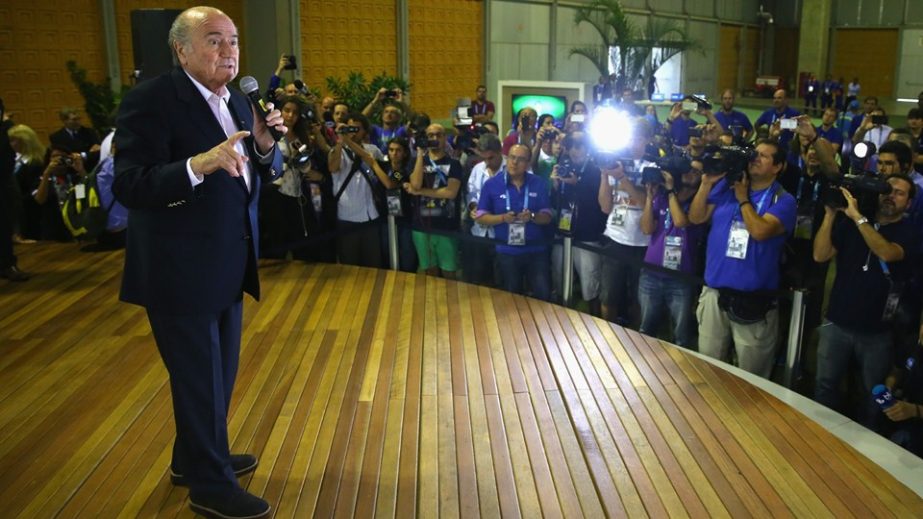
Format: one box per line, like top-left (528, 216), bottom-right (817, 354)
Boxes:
top-left (881, 282), bottom-right (903, 322)
top-left (386, 188), bottom-right (403, 216)
top-left (310, 183), bottom-right (323, 214)
top-left (508, 222), bottom-right (526, 245)
top-left (726, 221), bottom-right (749, 259)
top-left (609, 206), bottom-right (628, 228)
top-left (663, 235), bottom-right (683, 270)
top-left (794, 214), bottom-right (813, 240)
top-left (558, 208), bottom-right (573, 232)
top-left (75, 184), bottom-right (86, 200)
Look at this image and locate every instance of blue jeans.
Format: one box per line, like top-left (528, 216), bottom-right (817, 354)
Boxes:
top-left (496, 250), bottom-right (551, 301)
top-left (637, 270), bottom-right (697, 348)
top-left (814, 320), bottom-right (893, 430)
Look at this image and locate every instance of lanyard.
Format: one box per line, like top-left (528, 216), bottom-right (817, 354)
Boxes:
top-left (504, 171), bottom-right (530, 213)
top-left (381, 127), bottom-right (397, 142)
top-left (734, 184), bottom-right (773, 221)
top-left (426, 155), bottom-right (447, 186)
top-left (796, 175), bottom-right (821, 204)
top-left (472, 102), bottom-right (486, 115)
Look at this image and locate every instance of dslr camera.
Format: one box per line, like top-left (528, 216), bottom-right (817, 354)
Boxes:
top-left (454, 123), bottom-right (489, 152)
top-left (283, 55), bottom-right (297, 70)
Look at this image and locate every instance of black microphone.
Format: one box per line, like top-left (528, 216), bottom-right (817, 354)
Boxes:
top-left (293, 79), bottom-right (309, 96)
top-left (239, 76), bottom-right (283, 141)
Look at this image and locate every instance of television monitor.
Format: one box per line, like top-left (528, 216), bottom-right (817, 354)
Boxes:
top-left (511, 93), bottom-right (568, 127)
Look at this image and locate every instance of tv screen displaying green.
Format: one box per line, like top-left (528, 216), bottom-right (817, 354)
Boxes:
top-left (511, 94), bottom-right (568, 125)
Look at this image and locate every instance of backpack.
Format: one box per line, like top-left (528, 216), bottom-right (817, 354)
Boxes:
top-left (61, 161), bottom-right (115, 240)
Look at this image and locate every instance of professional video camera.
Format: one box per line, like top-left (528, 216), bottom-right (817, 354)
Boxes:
top-left (821, 172), bottom-right (891, 217)
top-left (701, 144), bottom-right (757, 183)
top-left (453, 123), bottom-right (489, 152)
top-left (641, 153), bottom-right (692, 185)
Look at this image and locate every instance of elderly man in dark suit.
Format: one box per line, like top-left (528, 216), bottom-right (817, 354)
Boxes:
top-left (48, 107), bottom-right (101, 170)
top-left (112, 6), bottom-right (283, 519)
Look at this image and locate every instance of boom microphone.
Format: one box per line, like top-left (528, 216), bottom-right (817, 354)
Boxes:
top-left (239, 76), bottom-right (284, 141)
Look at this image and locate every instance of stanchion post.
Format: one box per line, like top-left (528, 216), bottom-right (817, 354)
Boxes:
top-left (784, 289), bottom-right (807, 389)
top-left (562, 236), bottom-right (574, 307)
top-left (387, 215), bottom-right (399, 271)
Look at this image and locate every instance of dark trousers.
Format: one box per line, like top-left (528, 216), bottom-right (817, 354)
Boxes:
top-left (337, 219), bottom-right (382, 268)
top-left (147, 301), bottom-right (243, 499)
top-left (496, 250), bottom-right (551, 301)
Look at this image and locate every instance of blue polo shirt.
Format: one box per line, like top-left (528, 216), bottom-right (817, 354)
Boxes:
top-left (669, 117), bottom-right (699, 146)
top-left (755, 106), bottom-right (801, 147)
top-left (714, 109), bottom-right (753, 135)
top-left (703, 179), bottom-right (797, 291)
top-left (477, 171), bottom-right (552, 255)
top-left (370, 125), bottom-right (408, 153)
top-left (816, 125), bottom-right (844, 147)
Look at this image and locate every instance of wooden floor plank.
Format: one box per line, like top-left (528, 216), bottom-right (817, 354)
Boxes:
top-left (1, 243), bottom-right (921, 518)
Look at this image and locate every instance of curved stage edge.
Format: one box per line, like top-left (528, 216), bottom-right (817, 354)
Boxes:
top-left (1, 243), bottom-right (922, 517)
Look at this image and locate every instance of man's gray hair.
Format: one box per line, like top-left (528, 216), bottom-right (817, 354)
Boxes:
top-left (168, 7), bottom-right (226, 65)
top-left (477, 133), bottom-right (501, 153)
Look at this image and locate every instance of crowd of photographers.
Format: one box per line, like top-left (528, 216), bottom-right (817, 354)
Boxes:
top-left (3, 57), bottom-right (921, 454)
top-left (255, 66), bottom-right (923, 453)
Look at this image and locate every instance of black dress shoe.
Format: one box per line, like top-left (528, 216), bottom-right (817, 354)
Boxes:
top-left (0, 265), bottom-right (30, 282)
top-left (171, 454), bottom-right (258, 486)
top-left (189, 489), bottom-right (270, 519)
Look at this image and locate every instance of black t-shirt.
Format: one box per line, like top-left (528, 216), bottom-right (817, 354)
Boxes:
top-left (378, 159), bottom-right (413, 222)
top-left (412, 154), bottom-right (462, 231)
top-left (553, 160), bottom-right (606, 242)
top-left (826, 214), bottom-right (918, 332)
top-left (894, 342), bottom-right (923, 405)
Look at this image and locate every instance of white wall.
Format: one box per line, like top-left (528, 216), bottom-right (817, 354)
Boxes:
top-left (897, 29), bottom-right (923, 99)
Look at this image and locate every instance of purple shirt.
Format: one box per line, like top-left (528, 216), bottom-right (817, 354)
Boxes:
top-left (643, 192), bottom-right (704, 275)
top-left (96, 156), bottom-right (128, 231)
top-left (816, 125), bottom-right (843, 147)
top-left (755, 106), bottom-right (801, 147)
top-left (703, 179), bottom-right (797, 291)
top-left (476, 171), bottom-right (552, 255)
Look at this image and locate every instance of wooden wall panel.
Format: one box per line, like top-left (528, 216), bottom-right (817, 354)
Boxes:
top-left (831, 28), bottom-right (898, 99)
top-left (716, 24), bottom-right (759, 96)
top-left (0, 0), bottom-right (106, 140)
top-left (300, 0), bottom-right (398, 108)
top-left (407, 0), bottom-right (483, 119)
top-left (772, 27), bottom-right (800, 93)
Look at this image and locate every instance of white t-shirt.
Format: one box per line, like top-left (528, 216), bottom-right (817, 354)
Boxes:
top-left (603, 159), bottom-right (652, 247)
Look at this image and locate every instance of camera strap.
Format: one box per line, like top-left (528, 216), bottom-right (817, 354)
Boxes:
top-left (333, 149), bottom-right (363, 203)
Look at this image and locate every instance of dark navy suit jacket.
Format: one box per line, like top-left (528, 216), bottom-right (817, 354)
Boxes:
top-left (113, 68), bottom-right (282, 314)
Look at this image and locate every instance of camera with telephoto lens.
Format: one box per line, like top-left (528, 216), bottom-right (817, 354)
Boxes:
top-left (384, 89), bottom-right (400, 98)
top-left (641, 153), bottom-right (692, 185)
top-left (701, 144), bottom-right (757, 183)
top-left (283, 55), bottom-right (297, 70)
top-left (454, 123), bottom-right (489, 152)
top-left (821, 172), bottom-right (891, 216)
top-left (61, 155), bottom-right (74, 167)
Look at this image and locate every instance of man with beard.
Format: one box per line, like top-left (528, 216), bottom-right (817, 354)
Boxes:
top-left (813, 174), bottom-right (919, 430)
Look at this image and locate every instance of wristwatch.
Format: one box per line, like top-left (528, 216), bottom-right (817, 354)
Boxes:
top-left (855, 216), bottom-right (869, 227)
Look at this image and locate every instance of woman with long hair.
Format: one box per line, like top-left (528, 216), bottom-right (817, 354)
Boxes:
top-left (8, 124), bottom-right (70, 241)
top-left (260, 95), bottom-right (334, 261)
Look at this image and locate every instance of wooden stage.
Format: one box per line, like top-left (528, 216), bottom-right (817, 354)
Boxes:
top-left (1, 242), bottom-right (922, 518)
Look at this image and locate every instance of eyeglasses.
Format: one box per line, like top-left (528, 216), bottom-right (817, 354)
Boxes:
top-left (508, 155), bottom-right (530, 164)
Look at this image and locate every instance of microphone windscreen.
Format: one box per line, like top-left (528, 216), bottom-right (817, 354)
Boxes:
top-left (239, 76), bottom-right (259, 95)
